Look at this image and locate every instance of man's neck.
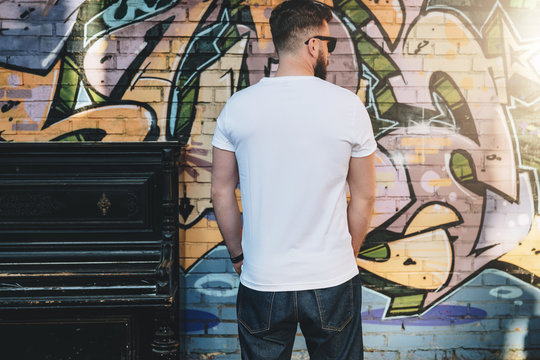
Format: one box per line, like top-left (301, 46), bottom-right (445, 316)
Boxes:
top-left (274, 54), bottom-right (314, 77)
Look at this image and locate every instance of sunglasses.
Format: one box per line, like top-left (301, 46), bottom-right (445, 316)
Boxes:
top-left (304, 36), bottom-right (337, 53)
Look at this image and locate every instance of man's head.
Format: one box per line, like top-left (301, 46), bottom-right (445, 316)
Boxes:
top-left (270, 0), bottom-right (335, 79)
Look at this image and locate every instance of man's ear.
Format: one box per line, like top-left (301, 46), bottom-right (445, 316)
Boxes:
top-left (306, 38), bottom-right (319, 59)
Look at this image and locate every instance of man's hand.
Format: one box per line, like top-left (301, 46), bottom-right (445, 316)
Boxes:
top-left (233, 260), bottom-right (243, 275)
top-left (211, 147), bottom-right (243, 272)
top-left (347, 153), bottom-right (376, 257)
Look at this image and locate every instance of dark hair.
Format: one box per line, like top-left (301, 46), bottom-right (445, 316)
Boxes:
top-left (269, 0), bottom-right (333, 55)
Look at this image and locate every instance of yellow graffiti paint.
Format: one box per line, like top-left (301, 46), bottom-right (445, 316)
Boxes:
top-left (375, 152), bottom-right (384, 164)
top-left (498, 215), bottom-right (540, 276)
top-left (445, 50), bottom-right (457, 60)
top-left (416, 148), bottom-right (439, 155)
top-left (405, 153), bottom-right (426, 164)
top-left (182, 226), bottom-right (224, 270)
top-left (445, 19), bottom-right (470, 47)
top-left (363, 0), bottom-right (404, 44)
top-left (401, 137), bottom-right (453, 148)
top-left (356, 82), bottom-right (367, 104)
top-left (400, 136), bottom-right (452, 163)
top-left (235, 188), bottom-right (243, 212)
top-left (357, 229), bottom-right (453, 290)
top-left (376, 172), bottom-right (397, 188)
top-left (7, 105), bottom-right (153, 142)
top-left (0, 63), bottom-right (60, 140)
top-left (461, 77), bottom-right (474, 90)
top-left (401, 137), bottom-right (423, 147)
top-left (404, 204), bottom-right (460, 235)
top-left (389, 294), bottom-right (425, 315)
top-left (427, 178), bottom-right (453, 188)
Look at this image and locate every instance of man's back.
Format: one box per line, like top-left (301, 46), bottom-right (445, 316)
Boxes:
top-left (212, 75), bottom-right (376, 291)
top-left (211, 2), bottom-right (375, 358)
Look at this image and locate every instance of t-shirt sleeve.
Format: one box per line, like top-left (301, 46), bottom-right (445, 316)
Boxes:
top-left (351, 99), bottom-right (377, 157)
top-left (211, 103), bottom-right (235, 152)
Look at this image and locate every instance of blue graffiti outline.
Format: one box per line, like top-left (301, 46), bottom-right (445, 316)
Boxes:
top-left (83, 0), bottom-right (179, 47)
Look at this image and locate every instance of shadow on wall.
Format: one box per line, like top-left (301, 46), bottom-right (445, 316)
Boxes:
top-left (525, 310), bottom-right (540, 359)
top-left (476, 269), bottom-right (540, 359)
top-left (179, 245), bottom-right (240, 356)
top-left (505, 273), bottom-right (540, 359)
top-left (359, 268), bottom-right (540, 359)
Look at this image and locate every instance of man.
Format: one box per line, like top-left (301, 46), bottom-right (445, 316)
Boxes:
top-left (211, 0), bottom-right (376, 358)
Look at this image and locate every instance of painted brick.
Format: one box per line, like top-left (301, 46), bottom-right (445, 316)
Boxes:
top-left (525, 349), bottom-right (540, 359)
top-left (362, 333), bottom-right (387, 348)
top-left (434, 333), bottom-right (505, 349)
top-left (202, 293), bottom-right (238, 305)
top-left (292, 334), bottom-right (307, 351)
top-left (181, 322), bottom-right (206, 336)
top-left (500, 317), bottom-right (531, 332)
top-left (404, 349), bottom-right (450, 360)
top-left (188, 258), bottom-right (229, 273)
top-left (184, 228), bottom-right (222, 248)
top-left (197, 86), bottom-right (214, 103)
top-left (386, 334), bottom-right (434, 350)
top-left (220, 55), bottom-right (248, 71)
top-left (214, 87), bottom-right (232, 103)
top-left (186, 183), bottom-right (212, 199)
top-left (184, 287), bottom-right (202, 304)
top-left (526, 318), bottom-right (540, 331)
top-left (290, 350), bottom-right (310, 359)
top-left (207, 321), bottom-right (238, 335)
top-left (193, 168), bottom-right (212, 183)
top-left (6, 89), bottom-right (32, 98)
top-left (97, 119), bottom-right (125, 134)
top-left (194, 199), bottom-right (211, 213)
top-left (468, 319), bottom-right (503, 332)
top-left (502, 329), bottom-right (528, 348)
top-left (220, 306), bottom-right (238, 321)
top-left (2, 21), bottom-right (53, 36)
top-left (364, 350), bottom-right (400, 360)
top-left (209, 354), bottom-right (242, 360)
top-left (202, 120), bottom-right (216, 135)
top-left (453, 349), bottom-right (501, 360)
top-left (188, 336), bottom-right (239, 354)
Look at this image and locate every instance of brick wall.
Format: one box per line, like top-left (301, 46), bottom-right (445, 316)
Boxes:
top-left (2, 0), bottom-right (540, 358)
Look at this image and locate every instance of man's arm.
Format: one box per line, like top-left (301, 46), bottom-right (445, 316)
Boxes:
top-left (347, 153), bottom-right (376, 257)
top-left (211, 147), bottom-right (243, 274)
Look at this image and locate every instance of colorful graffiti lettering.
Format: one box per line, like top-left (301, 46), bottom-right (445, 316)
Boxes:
top-left (2, 0), bottom-right (540, 333)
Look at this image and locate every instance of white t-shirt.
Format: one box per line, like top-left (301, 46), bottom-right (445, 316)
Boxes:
top-left (212, 76), bottom-right (376, 291)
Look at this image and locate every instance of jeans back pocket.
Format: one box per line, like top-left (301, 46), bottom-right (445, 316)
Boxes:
top-left (237, 284), bottom-right (276, 334)
top-left (313, 279), bottom-right (354, 331)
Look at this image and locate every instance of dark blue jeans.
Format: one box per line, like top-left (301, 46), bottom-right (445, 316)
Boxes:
top-left (236, 274), bottom-right (363, 360)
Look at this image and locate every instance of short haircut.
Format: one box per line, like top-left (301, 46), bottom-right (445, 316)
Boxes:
top-left (269, 0), bottom-right (333, 55)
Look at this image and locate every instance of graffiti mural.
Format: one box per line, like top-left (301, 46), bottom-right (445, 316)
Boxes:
top-left (341, 0), bottom-right (540, 318)
top-left (3, 0), bottom-right (540, 356)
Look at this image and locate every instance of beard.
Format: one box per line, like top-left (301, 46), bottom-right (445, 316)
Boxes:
top-left (314, 50), bottom-right (327, 80)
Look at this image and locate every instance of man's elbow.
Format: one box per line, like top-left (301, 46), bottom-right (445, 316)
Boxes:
top-left (363, 183), bottom-right (377, 207)
top-left (210, 185), bottom-right (222, 204)
top-left (350, 193), bottom-right (375, 209)
top-left (211, 184), bottom-right (234, 204)
top-left (366, 193), bottom-right (376, 206)
top-left (362, 195), bottom-right (376, 209)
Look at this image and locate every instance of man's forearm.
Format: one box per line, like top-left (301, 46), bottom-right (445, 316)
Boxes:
top-left (212, 190), bottom-right (243, 257)
top-left (348, 197), bottom-right (374, 257)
